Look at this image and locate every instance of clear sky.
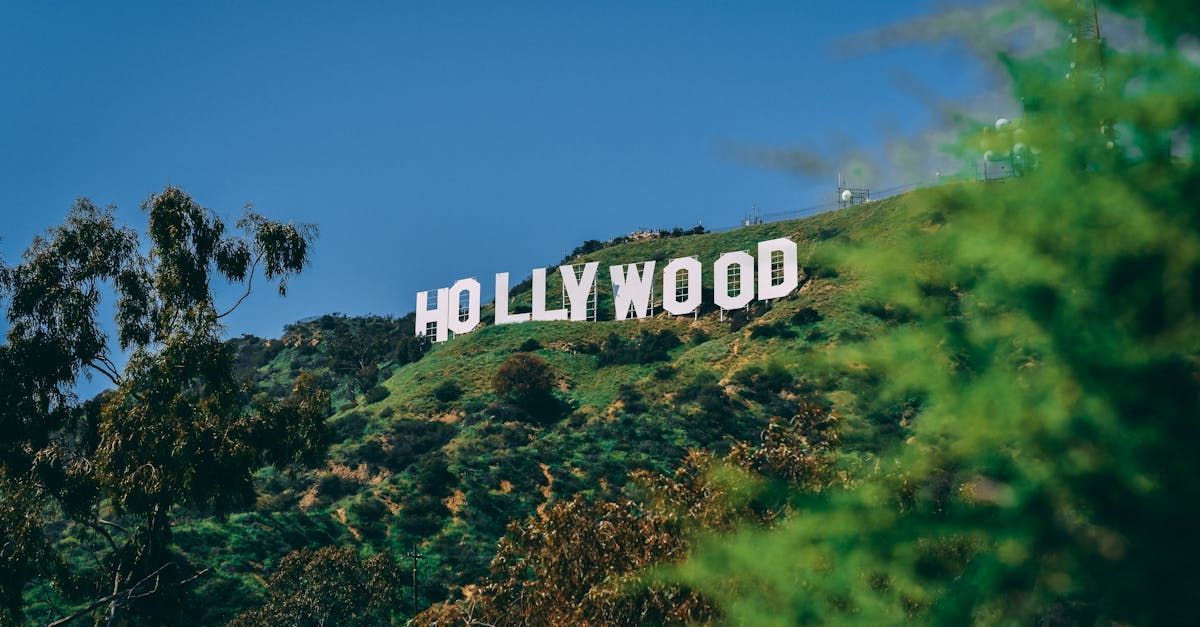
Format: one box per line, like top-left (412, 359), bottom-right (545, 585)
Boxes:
top-left (1, 1), bottom-right (998, 358)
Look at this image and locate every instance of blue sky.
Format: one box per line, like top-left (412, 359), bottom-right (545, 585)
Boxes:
top-left (1, 1), bottom-right (998, 360)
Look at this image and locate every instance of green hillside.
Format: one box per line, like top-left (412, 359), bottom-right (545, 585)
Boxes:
top-left (120, 191), bottom-right (925, 624)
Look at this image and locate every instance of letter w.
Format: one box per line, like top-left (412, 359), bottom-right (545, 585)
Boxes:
top-left (610, 261), bottom-right (656, 321)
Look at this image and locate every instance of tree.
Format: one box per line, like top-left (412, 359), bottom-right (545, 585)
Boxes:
top-left (0, 187), bottom-right (328, 625)
top-left (491, 353), bottom-right (566, 421)
top-left (229, 546), bottom-right (402, 626)
top-left (415, 492), bottom-right (714, 626)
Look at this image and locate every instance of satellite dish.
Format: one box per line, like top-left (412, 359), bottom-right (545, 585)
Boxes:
top-left (840, 189), bottom-right (853, 202)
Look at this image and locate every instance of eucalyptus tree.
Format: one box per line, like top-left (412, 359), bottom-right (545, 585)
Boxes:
top-left (0, 187), bottom-right (329, 625)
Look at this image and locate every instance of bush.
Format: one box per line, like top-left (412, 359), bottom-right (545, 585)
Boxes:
top-left (432, 380), bottom-right (463, 403)
top-left (349, 494), bottom-right (389, 524)
top-left (493, 353), bottom-right (557, 399)
top-left (790, 307), bottom-right (823, 326)
top-left (396, 494), bottom-right (449, 537)
top-left (748, 322), bottom-right (797, 339)
top-left (492, 354), bottom-right (568, 422)
top-left (858, 301), bottom-right (915, 324)
top-left (380, 422), bottom-right (457, 472)
top-left (363, 385), bottom-right (390, 404)
top-left (596, 333), bottom-right (637, 366)
top-left (330, 412), bottom-right (368, 442)
top-left (517, 338), bottom-right (543, 352)
top-left (617, 383), bottom-right (649, 414)
top-left (637, 329), bottom-right (681, 362)
top-left (727, 302), bottom-right (768, 331)
top-left (597, 330), bottom-right (682, 366)
top-left (731, 361), bottom-right (795, 403)
top-left (315, 472), bottom-right (356, 501)
top-left (677, 371), bottom-right (735, 416)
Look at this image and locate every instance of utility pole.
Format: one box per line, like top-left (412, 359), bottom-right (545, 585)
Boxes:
top-left (406, 549), bottom-right (424, 617)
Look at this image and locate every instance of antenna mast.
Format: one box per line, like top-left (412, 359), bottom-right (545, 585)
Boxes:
top-left (1068, 0), bottom-right (1105, 90)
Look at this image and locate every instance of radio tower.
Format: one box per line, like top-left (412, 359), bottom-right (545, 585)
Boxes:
top-left (1067, 1), bottom-right (1105, 90)
top-left (1064, 1), bottom-right (1120, 153)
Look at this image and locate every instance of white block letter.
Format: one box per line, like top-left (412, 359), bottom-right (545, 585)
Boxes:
top-left (610, 261), bottom-right (656, 320)
top-left (447, 278), bottom-right (481, 335)
top-left (662, 257), bottom-right (702, 316)
top-left (757, 237), bottom-right (799, 300)
top-left (532, 267), bottom-right (569, 322)
top-left (415, 287), bottom-right (450, 342)
top-left (714, 251), bottom-right (754, 310)
top-left (560, 262), bottom-right (599, 321)
top-left (495, 272), bottom-right (530, 325)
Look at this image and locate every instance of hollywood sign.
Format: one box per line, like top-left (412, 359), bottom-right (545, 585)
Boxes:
top-left (416, 237), bottom-right (799, 342)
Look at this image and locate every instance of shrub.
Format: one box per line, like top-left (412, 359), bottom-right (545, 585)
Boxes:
top-left (597, 330), bottom-right (682, 366)
top-left (363, 385), bottom-right (390, 404)
top-left (636, 329), bottom-right (681, 362)
top-left (396, 494), bottom-right (449, 537)
top-left (790, 307), bottom-right (823, 326)
top-left (414, 453), bottom-right (457, 496)
top-left (617, 383), bottom-right (649, 414)
top-left (596, 333), bottom-right (637, 366)
top-left (492, 354), bottom-right (568, 422)
top-left (572, 340), bottom-right (600, 355)
top-left (677, 371), bottom-right (734, 416)
top-left (803, 263), bottom-right (838, 279)
top-left (349, 494), bottom-right (389, 524)
top-left (315, 472), bottom-right (355, 501)
top-left (858, 301), bottom-right (915, 323)
top-left (330, 412), bottom-right (368, 442)
top-left (517, 338), bottom-right (543, 352)
top-left (379, 422), bottom-right (457, 472)
top-left (748, 322), bottom-right (797, 339)
top-left (731, 361), bottom-right (795, 403)
top-left (432, 380), bottom-right (463, 403)
top-left (493, 353), bottom-right (556, 400)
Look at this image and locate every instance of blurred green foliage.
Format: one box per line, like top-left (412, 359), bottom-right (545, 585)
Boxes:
top-left (671, 1), bottom-right (1200, 624)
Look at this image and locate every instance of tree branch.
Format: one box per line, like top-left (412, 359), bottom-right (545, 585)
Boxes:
top-left (217, 253), bottom-right (262, 319)
top-left (81, 519), bottom-right (120, 555)
top-left (97, 354), bottom-right (122, 379)
top-left (46, 563), bottom-right (210, 627)
top-left (96, 517), bottom-right (130, 536)
top-left (86, 359), bottom-right (122, 387)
